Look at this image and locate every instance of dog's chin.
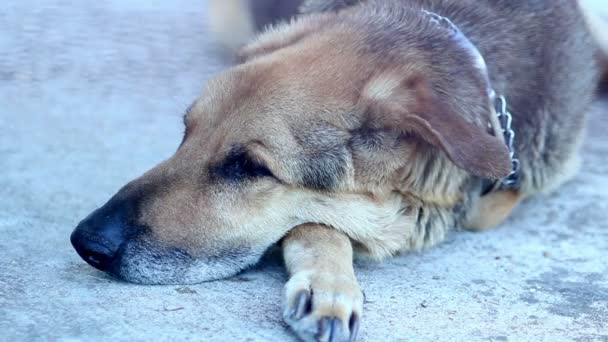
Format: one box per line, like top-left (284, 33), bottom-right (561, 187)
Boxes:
top-left (111, 239), bottom-right (265, 285)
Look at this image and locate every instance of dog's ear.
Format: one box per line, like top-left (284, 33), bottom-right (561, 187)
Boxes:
top-left (365, 72), bottom-right (512, 179)
top-left (238, 13), bottom-right (334, 62)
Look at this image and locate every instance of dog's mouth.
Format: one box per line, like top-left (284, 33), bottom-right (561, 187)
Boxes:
top-left (70, 209), bottom-right (276, 284)
top-left (71, 227), bottom-right (268, 284)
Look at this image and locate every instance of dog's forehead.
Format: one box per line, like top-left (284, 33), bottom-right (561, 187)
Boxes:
top-left (187, 66), bottom-right (266, 123)
top-left (189, 60), bottom-right (360, 125)
top-left (180, 65), bottom-right (302, 157)
top-left (182, 37), bottom-right (377, 158)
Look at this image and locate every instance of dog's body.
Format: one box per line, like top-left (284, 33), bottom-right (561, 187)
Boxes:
top-left (72, 1), bottom-right (600, 341)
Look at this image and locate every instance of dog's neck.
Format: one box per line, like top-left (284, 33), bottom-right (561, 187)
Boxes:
top-left (423, 9), bottom-right (521, 194)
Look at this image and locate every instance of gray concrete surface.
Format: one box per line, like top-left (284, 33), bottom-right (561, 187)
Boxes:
top-left (1, 1), bottom-right (607, 341)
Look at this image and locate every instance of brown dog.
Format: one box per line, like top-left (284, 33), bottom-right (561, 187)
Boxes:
top-left (71, 1), bottom-right (600, 341)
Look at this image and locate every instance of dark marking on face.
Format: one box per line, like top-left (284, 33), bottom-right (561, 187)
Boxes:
top-left (349, 126), bottom-right (385, 152)
top-left (348, 119), bottom-right (410, 154)
top-left (299, 149), bottom-right (347, 191)
top-left (294, 126), bottom-right (349, 191)
top-left (209, 145), bottom-right (273, 183)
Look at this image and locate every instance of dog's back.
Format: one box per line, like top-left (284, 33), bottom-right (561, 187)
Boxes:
top-left (408, 0), bottom-right (598, 193)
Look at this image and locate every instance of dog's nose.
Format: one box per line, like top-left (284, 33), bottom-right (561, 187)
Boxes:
top-left (70, 200), bottom-right (136, 273)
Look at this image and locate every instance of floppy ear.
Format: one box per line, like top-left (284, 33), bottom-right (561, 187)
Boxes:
top-left (366, 73), bottom-right (512, 179)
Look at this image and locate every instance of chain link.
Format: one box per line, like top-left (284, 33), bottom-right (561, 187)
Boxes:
top-left (495, 96), bottom-right (521, 189)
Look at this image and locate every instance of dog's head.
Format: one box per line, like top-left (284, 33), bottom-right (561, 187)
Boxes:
top-left (71, 5), bottom-right (511, 284)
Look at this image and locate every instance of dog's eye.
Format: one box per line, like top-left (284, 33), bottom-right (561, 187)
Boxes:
top-left (210, 148), bottom-right (274, 182)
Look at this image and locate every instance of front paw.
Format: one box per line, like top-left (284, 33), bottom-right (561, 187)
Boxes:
top-left (283, 271), bottom-right (363, 342)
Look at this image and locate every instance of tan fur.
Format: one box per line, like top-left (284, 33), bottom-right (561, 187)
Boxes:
top-left (464, 190), bottom-right (522, 231)
top-left (283, 224), bottom-right (362, 342)
top-left (72, 1), bottom-right (599, 340)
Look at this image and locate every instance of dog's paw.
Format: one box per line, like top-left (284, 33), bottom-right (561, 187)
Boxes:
top-left (283, 271), bottom-right (363, 342)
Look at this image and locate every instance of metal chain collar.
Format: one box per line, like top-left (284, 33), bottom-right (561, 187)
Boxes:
top-left (494, 95), bottom-right (521, 190)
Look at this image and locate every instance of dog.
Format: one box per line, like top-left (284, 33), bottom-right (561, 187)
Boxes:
top-left (71, 1), bottom-right (600, 341)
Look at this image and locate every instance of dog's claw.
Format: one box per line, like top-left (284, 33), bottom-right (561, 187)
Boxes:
top-left (283, 272), bottom-right (363, 342)
top-left (293, 290), bottom-right (312, 319)
top-left (317, 316), bottom-right (355, 342)
top-left (317, 317), bottom-right (344, 342)
top-left (317, 317), bottom-right (331, 341)
top-left (348, 313), bottom-right (360, 342)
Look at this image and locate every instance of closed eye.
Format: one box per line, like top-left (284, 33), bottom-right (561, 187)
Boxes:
top-left (210, 146), bottom-right (274, 182)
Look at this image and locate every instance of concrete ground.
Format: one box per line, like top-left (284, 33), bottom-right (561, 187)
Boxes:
top-left (1, 1), bottom-right (607, 341)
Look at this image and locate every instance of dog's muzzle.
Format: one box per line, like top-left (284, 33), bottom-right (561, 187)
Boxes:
top-left (70, 198), bottom-right (141, 274)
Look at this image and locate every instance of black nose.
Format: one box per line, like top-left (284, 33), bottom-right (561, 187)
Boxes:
top-left (71, 199), bottom-right (138, 273)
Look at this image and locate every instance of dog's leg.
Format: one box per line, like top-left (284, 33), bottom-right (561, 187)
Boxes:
top-left (464, 190), bottom-right (522, 231)
top-left (282, 223), bottom-right (363, 342)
